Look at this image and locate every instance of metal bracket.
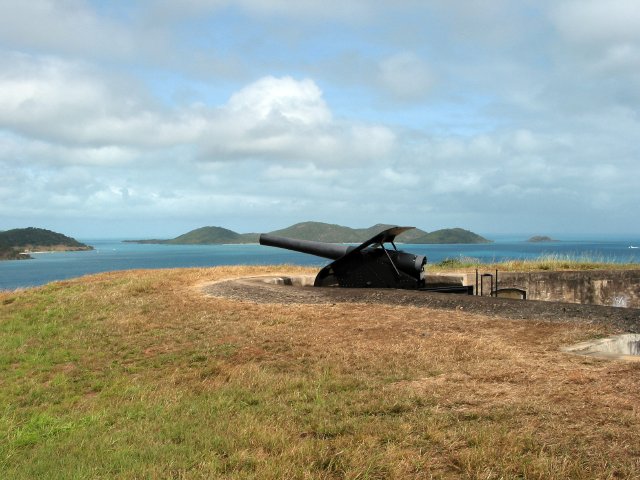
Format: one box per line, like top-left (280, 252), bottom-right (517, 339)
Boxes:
top-left (381, 241), bottom-right (401, 277)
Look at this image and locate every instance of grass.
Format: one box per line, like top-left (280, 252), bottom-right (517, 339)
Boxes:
top-left (435, 254), bottom-right (639, 271)
top-left (1, 265), bottom-right (640, 478)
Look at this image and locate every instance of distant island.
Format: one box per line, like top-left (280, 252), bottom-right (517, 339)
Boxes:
top-left (125, 222), bottom-right (491, 245)
top-left (0, 227), bottom-right (93, 260)
top-left (125, 226), bottom-right (259, 245)
top-left (527, 235), bottom-right (557, 243)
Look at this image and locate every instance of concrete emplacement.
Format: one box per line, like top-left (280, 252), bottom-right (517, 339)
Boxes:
top-left (260, 271), bottom-right (640, 309)
top-left (259, 275), bottom-right (316, 287)
top-left (562, 334), bottom-right (640, 361)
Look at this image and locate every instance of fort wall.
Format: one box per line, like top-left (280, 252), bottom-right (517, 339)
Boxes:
top-left (469, 270), bottom-right (640, 308)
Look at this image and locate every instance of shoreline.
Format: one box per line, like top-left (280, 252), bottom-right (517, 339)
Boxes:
top-left (22, 246), bottom-right (94, 254)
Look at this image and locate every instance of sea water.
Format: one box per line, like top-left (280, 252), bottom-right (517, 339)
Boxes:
top-left (1, 237), bottom-right (639, 291)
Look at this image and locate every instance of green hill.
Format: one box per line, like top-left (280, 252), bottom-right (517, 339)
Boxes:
top-left (166, 226), bottom-right (258, 244)
top-left (0, 227), bottom-right (92, 260)
top-left (128, 222), bottom-right (489, 245)
top-left (267, 223), bottom-right (490, 244)
top-left (412, 228), bottom-right (491, 244)
top-left (269, 222), bottom-right (430, 243)
top-left (125, 227), bottom-right (259, 245)
top-left (269, 222), bottom-right (363, 243)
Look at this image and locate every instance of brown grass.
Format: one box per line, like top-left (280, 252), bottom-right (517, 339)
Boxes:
top-left (1, 265), bottom-right (639, 478)
top-left (435, 255), bottom-right (639, 272)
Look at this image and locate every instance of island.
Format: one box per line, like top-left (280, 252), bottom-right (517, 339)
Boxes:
top-left (0, 227), bottom-right (93, 260)
top-left (527, 235), bottom-right (557, 243)
top-left (125, 222), bottom-right (492, 245)
top-left (124, 226), bottom-right (259, 245)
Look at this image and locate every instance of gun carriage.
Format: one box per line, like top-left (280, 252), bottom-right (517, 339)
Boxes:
top-left (260, 226), bottom-right (471, 293)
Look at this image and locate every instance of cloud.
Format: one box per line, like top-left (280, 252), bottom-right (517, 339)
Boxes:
top-left (550, 0), bottom-right (640, 75)
top-left (0, 0), bottom-right (135, 58)
top-left (379, 167), bottom-right (420, 187)
top-left (378, 52), bottom-right (434, 102)
top-left (199, 76), bottom-right (396, 165)
top-left (1, 132), bottom-right (139, 167)
top-left (145, 0), bottom-right (374, 22)
top-left (551, 0), bottom-right (640, 45)
top-left (0, 52), bottom-right (206, 148)
top-left (0, 55), bottom-right (394, 168)
top-left (264, 163), bottom-right (337, 181)
top-left (227, 76), bottom-right (331, 125)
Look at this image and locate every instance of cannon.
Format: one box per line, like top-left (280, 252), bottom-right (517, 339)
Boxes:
top-left (259, 226), bottom-right (427, 289)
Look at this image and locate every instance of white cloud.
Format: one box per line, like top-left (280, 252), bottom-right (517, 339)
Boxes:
top-left (227, 76), bottom-right (331, 125)
top-left (200, 76), bottom-right (395, 165)
top-left (378, 52), bottom-right (434, 102)
top-left (0, 56), bottom-right (394, 168)
top-left (146, 0), bottom-right (373, 22)
top-left (0, 0), bottom-right (135, 58)
top-left (595, 43), bottom-right (640, 71)
top-left (379, 168), bottom-right (420, 187)
top-left (510, 129), bottom-right (539, 152)
top-left (0, 53), bottom-right (207, 148)
top-left (552, 0), bottom-right (640, 45)
top-left (264, 163), bottom-right (337, 181)
top-left (431, 171), bottom-right (483, 195)
top-left (551, 0), bottom-right (640, 77)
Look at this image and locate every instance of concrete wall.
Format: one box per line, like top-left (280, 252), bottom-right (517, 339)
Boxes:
top-left (476, 270), bottom-right (640, 308)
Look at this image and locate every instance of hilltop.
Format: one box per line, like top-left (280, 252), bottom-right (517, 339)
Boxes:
top-left (0, 227), bottom-right (93, 260)
top-left (269, 222), bottom-right (491, 244)
top-left (125, 222), bottom-right (491, 245)
top-left (124, 226), bottom-right (259, 245)
top-left (413, 228), bottom-right (491, 244)
top-left (267, 222), bottom-right (431, 243)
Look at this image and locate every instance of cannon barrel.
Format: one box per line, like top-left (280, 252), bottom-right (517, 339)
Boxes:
top-left (259, 226), bottom-right (470, 294)
top-left (259, 234), bottom-right (354, 260)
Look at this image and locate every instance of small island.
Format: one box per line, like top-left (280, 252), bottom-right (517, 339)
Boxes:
top-left (0, 227), bottom-right (93, 260)
top-left (125, 222), bottom-right (492, 245)
top-left (527, 235), bottom-right (557, 243)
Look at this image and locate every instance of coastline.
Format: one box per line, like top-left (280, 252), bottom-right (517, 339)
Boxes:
top-left (25, 246), bottom-right (94, 254)
top-left (0, 245), bottom-right (94, 263)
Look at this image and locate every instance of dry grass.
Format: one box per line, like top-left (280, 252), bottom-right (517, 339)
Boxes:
top-left (1, 265), bottom-right (639, 479)
top-left (435, 254), bottom-right (639, 271)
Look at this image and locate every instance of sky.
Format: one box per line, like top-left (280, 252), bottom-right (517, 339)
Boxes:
top-left (1, 0), bottom-right (639, 239)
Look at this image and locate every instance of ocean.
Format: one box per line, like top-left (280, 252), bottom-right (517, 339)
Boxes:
top-left (1, 237), bottom-right (639, 291)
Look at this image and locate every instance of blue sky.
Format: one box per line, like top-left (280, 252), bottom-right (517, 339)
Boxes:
top-left (1, 0), bottom-right (639, 238)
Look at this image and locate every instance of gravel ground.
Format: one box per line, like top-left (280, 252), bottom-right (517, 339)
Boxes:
top-left (203, 275), bottom-right (640, 333)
